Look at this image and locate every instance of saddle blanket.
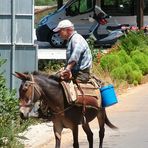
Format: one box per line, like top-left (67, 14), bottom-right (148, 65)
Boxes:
top-left (61, 79), bottom-right (101, 108)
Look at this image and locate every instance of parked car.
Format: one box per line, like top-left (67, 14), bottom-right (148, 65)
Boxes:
top-left (36, 0), bottom-right (109, 48)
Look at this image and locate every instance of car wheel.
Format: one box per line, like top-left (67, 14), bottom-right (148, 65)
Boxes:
top-left (49, 32), bottom-right (67, 48)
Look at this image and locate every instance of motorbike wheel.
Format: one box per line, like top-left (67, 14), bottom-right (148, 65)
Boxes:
top-left (48, 32), bottom-right (67, 48)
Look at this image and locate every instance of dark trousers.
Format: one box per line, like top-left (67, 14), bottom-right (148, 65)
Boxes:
top-left (73, 68), bottom-right (90, 83)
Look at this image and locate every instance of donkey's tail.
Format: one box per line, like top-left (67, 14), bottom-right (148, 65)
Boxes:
top-left (105, 110), bottom-right (118, 129)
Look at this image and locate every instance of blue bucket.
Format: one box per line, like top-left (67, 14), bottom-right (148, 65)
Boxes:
top-left (100, 84), bottom-right (118, 107)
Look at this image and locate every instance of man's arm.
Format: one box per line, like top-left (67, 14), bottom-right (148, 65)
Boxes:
top-left (65, 61), bottom-right (76, 71)
top-left (60, 61), bottom-right (76, 80)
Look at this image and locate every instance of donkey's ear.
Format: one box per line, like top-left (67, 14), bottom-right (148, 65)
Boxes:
top-left (13, 72), bottom-right (29, 80)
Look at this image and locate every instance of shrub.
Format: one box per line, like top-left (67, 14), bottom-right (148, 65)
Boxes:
top-left (122, 64), bottom-right (135, 84)
top-left (38, 59), bottom-right (65, 72)
top-left (130, 50), bottom-right (148, 74)
top-left (0, 58), bottom-right (32, 147)
top-left (119, 31), bottom-right (138, 54)
top-left (0, 74), bottom-right (22, 147)
top-left (35, 0), bottom-right (56, 6)
top-left (110, 62), bottom-right (142, 84)
top-left (87, 37), bottom-right (101, 63)
top-left (141, 48), bottom-right (148, 55)
top-left (110, 67), bottom-right (127, 80)
top-left (121, 63), bottom-right (143, 84)
top-left (100, 53), bottom-right (121, 72)
top-left (117, 50), bottom-right (131, 64)
top-left (119, 31), bottom-right (148, 55)
top-left (127, 61), bottom-right (141, 71)
top-left (132, 70), bottom-right (143, 84)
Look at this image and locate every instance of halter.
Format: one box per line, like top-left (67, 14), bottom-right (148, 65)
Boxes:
top-left (20, 74), bottom-right (74, 116)
top-left (20, 74), bottom-right (41, 108)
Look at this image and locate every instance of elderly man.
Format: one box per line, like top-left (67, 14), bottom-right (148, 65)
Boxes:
top-left (53, 19), bottom-right (92, 82)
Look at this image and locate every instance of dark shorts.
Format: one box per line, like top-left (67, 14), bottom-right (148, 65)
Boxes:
top-left (73, 68), bottom-right (90, 83)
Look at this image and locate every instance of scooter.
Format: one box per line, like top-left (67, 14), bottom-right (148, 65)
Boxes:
top-left (95, 25), bottom-right (132, 48)
top-left (89, 13), bottom-right (130, 48)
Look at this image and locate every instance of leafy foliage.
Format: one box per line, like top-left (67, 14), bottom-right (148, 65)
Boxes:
top-left (119, 31), bottom-right (148, 55)
top-left (0, 58), bottom-right (22, 147)
top-left (100, 53), bottom-right (121, 72)
top-left (35, 0), bottom-right (56, 6)
top-left (117, 50), bottom-right (131, 64)
top-left (130, 50), bottom-right (148, 74)
top-left (38, 59), bottom-right (65, 72)
top-left (0, 58), bottom-right (34, 147)
top-left (35, 0), bottom-right (68, 6)
top-left (110, 67), bottom-right (126, 81)
top-left (87, 38), bottom-right (102, 63)
top-left (97, 30), bottom-right (148, 85)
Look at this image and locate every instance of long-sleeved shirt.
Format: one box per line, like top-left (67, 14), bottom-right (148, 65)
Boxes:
top-left (66, 31), bottom-right (92, 74)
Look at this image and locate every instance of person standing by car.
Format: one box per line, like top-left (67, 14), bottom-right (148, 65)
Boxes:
top-left (53, 19), bottom-right (92, 82)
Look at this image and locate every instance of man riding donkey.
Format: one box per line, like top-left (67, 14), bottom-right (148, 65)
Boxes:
top-left (13, 20), bottom-right (117, 148)
top-left (53, 20), bottom-right (102, 119)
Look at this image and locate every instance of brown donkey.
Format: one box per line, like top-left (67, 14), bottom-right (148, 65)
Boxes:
top-left (14, 71), bottom-right (117, 148)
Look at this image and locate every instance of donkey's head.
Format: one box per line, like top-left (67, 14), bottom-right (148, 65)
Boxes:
top-left (14, 72), bottom-right (41, 119)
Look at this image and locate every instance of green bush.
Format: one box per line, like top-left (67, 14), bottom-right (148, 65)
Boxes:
top-left (0, 58), bottom-right (22, 147)
top-left (100, 53), bottom-right (121, 72)
top-left (92, 30), bottom-right (148, 85)
top-left (35, 0), bottom-right (56, 6)
top-left (121, 63), bottom-right (143, 84)
top-left (119, 31), bottom-right (138, 54)
top-left (119, 31), bottom-right (148, 53)
top-left (110, 60), bottom-right (143, 85)
top-left (141, 48), bottom-right (148, 55)
top-left (38, 59), bottom-right (65, 72)
top-left (132, 70), bottom-right (143, 84)
top-left (123, 64), bottom-right (135, 84)
top-left (130, 50), bottom-right (148, 74)
top-left (117, 50), bottom-right (131, 64)
top-left (0, 58), bottom-right (34, 147)
top-left (127, 61), bottom-right (141, 71)
top-left (110, 67), bottom-right (127, 80)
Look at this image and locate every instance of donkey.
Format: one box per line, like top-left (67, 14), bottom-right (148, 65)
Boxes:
top-left (14, 71), bottom-right (117, 148)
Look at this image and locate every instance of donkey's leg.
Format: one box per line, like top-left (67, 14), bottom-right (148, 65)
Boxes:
top-left (97, 109), bottom-right (105, 148)
top-left (53, 124), bottom-right (63, 148)
top-left (72, 125), bottom-right (79, 148)
top-left (82, 123), bottom-right (93, 148)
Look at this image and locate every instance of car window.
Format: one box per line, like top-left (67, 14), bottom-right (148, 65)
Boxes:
top-left (79, 0), bottom-right (94, 13)
top-left (101, 0), bottom-right (136, 16)
top-left (68, 0), bottom-right (79, 16)
top-left (67, 0), bottom-right (94, 16)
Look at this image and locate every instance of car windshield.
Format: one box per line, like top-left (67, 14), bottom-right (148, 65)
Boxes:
top-left (79, 0), bottom-right (94, 13)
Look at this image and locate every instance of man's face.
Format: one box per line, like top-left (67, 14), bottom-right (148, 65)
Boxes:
top-left (59, 28), bottom-right (69, 40)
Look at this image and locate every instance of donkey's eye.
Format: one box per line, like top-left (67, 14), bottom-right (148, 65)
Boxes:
top-left (24, 83), bottom-right (29, 87)
top-left (22, 83), bottom-right (30, 91)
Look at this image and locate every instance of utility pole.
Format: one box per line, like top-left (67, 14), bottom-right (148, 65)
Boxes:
top-left (137, 0), bottom-right (144, 29)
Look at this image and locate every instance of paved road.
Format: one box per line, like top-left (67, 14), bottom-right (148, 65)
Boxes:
top-left (24, 83), bottom-right (148, 148)
top-left (60, 83), bottom-right (148, 148)
top-left (103, 83), bottom-right (148, 148)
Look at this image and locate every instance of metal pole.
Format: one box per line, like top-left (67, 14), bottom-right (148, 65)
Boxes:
top-left (32, 0), bottom-right (34, 44)
top-left (11, 0), bottom-right (16, 89)
top-left (137, 0), bottom-right (144, 29)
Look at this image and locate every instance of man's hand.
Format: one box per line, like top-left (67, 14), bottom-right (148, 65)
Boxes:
top-left (60, 68), bottom-right (72, 80)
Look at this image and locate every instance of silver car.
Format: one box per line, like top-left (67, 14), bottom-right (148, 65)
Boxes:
top-left (36, 0), bottom-right (107, 48)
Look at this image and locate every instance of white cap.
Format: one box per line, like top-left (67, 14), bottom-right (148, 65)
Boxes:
top-left (53, 20), bottom-right (74, 32)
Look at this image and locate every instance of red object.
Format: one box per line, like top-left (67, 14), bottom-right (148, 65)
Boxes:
top-left (99, 18), bottom-right (108, 25)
